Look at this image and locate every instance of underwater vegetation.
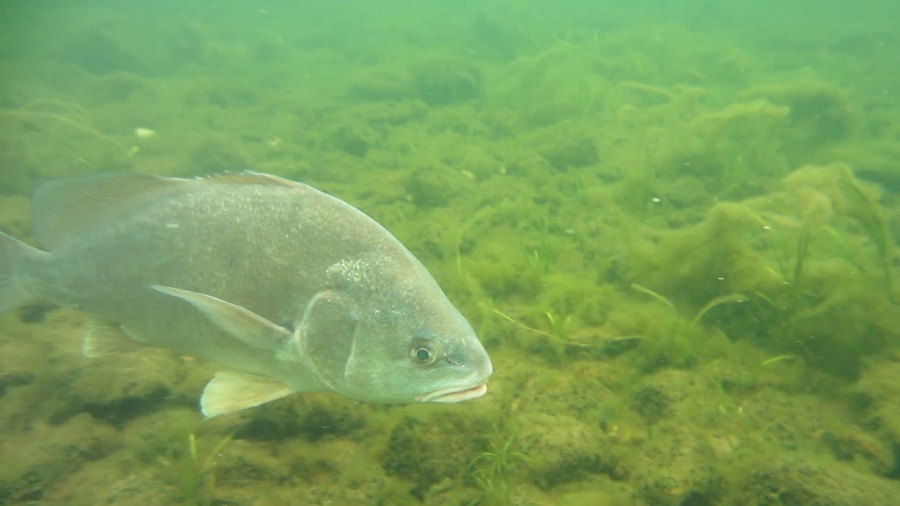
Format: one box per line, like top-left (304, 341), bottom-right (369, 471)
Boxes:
top-left (179, 432), bottom-right (233, 506)
top-left (2, 2), bottom-right (900, 505)
top-left (469, 431), bottom-right (529, 506)
top-left (0, 99), bottom-right (134, 193)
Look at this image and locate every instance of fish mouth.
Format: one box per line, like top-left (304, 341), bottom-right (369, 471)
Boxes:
top-left (417, 383), bottom-right (488, 403)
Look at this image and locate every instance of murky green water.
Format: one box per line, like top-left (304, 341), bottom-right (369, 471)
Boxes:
top-left (2, 1), bottom-right (899, 504)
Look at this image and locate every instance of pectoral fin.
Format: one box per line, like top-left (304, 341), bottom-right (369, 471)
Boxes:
top-left (152, 285), bottom-right (292, 351)
top-left (82, 318), bottom-right (146, 357)
top-left (201, 370), bottom-right (294, 417)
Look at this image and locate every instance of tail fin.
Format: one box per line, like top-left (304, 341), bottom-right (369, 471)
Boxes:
top-left (0, 232), bottom-right (48, 313)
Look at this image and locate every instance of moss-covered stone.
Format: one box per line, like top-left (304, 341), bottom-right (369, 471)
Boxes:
top-left (382, 414), bottom-right (484, 500)
top-left (410, 56), bottom-right (483, 106)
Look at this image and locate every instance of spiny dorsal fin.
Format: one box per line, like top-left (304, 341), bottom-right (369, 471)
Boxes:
top-left (31, 171), bottom-right (303, 251)
top-left (32, 173), bottom-right (184, 250)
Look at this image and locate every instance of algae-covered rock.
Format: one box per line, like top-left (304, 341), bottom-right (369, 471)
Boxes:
top-left (518, 412), bottom-right (623, 489)
top-left (531, 120), bottom-right (599, 171)
top-left (735, 456), bottom-right (900, 505)
top-left (382, 414), bottom-right (484, 500)
top-left (327, 124), bottom-right (370, 157)
top-left (235, 399), bottom-right (366, 442)
top-left (624, 368), bottom-right (746, 505)
top-left (671, 98), bottom-right (791, 195)
top-left (855, 354), bottom-right (900, 435)
top-left (349, 67), bottom-right (416, 102)
top-left (186, 133), bottom-right (249, 173)
top-left (0, 414), bottom-right (119, 504)
top-left (751, 82), bottom-right (854, 151)
top-left (60, 351), bottom-right (178, 427)
top-left (62, 25), bottom-right (143, 76)
top-left (631, 385), bottom-right (671, 425)
top-left (410, 56), bottom-right (483, 106)
top-left (405, 164), bottom-right (471, 208)
top-left (625, 201), bottom-right (780, 310)
top-left (0, 100), bottom-right (135, 187)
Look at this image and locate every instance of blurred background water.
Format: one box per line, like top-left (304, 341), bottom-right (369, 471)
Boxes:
top-left (1, 1), bottom-right (899, 504)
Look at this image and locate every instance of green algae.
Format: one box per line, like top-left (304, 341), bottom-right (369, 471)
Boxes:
top-left (1, 2), bottom-right (900, 505)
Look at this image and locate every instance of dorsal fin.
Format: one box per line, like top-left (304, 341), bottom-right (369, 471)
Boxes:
top-left (204, 171), bottom-right (303, 188)
top-left (32, 173), bottom-right (185, 250)
top-left (31, 171), bottom-right (303, 251)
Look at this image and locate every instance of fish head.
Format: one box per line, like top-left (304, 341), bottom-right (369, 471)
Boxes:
top-left (297, 261), bottom-right (492, 404)
top-left (344, 310), bottom-right (492, 404)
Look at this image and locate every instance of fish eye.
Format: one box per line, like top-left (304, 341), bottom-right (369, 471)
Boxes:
top-left (410, 338), bottom-right (437, 365)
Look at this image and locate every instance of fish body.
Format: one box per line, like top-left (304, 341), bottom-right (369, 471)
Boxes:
top-left (0, 172), bottom-right (492, 416)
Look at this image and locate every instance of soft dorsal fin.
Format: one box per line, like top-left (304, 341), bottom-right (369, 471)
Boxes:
top-left (82, 317), bottom-right (147, 357)
top-left (32, 173), bottom-right (184, 250)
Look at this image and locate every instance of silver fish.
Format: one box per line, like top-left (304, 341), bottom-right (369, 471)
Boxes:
top-left (0, 171), bottom-right (492, 417)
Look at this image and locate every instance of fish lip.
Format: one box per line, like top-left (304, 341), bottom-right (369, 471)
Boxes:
top-left (417, 382), bottom-right (488, 403)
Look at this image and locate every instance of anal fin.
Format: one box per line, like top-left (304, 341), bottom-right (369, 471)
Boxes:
top-left (201, 370), bottom-right (294, 418)
top-left (82, 318), bottom-right (146, 357)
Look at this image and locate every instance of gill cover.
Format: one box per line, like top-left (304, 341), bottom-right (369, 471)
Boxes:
top-left (299, 290), bottom-right (360, 390)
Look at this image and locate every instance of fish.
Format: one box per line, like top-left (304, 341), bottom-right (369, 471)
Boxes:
top-left (0, 171), bottom-right (492, 417)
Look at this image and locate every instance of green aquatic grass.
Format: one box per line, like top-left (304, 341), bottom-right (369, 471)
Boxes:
top-left (630, 283), bottom-right (746, 332)
top-left (468, 433), bottom-right (529, 506)
top-left (759, 354), bottom-right (803, 367)
top-left (626, 284), bottom-right (748, 371)
top-left (630, 283), bottom-right (677, 311)
top-left (181, 432), bottom-right (233, 506)
top-left (688, 293), bottom-right (747, 330)
top-left (490, 306), bottom-right (592, 360)
top-left (838, 168), bottom-right (895, 297)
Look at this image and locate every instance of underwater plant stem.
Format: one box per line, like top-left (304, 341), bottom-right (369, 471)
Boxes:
top-left (688, 294), bottom-right (746, 330)
top-left (491, 308), bottom-right (590, 347)
top-left (182, 432), bottom-right (233, 506)
top-left (790, 229), bottom-right (809, 291)
top-left (840, 168), bottom-right (895, 297)
top-left (630, 283), bottom-right (677, 311)
top-left (759, 354), bottom-right (802, 367)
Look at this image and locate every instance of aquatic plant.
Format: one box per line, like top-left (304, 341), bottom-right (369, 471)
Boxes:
top-left (490, 306), bottom-right (592, 363)
top-left (630, 283), bottom-right (746, 333)
top-left (728, 163), bottom-right (900, 378)
top-left (181, 432), bottom-right (233, 506)
top-left (837, 167), bottom-right (894, 297)
top-left (543, 311), bottom-right (572, 343)
top-left (779, 163), bottom-right (894, 296)
top-left (0, 99), bottom-right (128, 161)
top-left (469, 433), bottom-right (529, 506)
top-left (759, 354), bottom-right (804, 368)
top-left (688, 293), bottom-right (747, 331)
top-left (626, 284), bottom-right (747, 371)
